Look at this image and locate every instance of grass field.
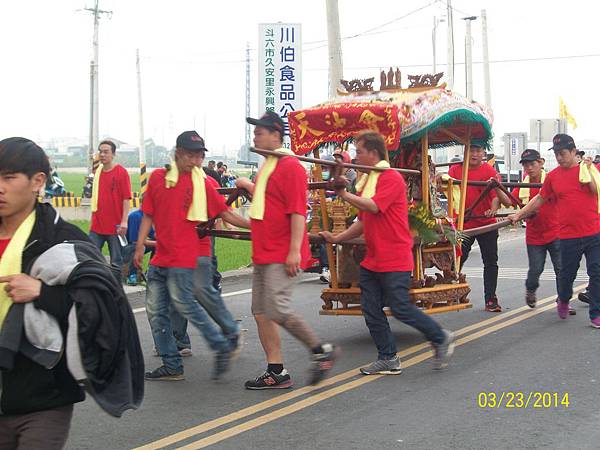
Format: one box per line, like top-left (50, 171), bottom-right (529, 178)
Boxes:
top-left (69, 219), bottom-right (251, 272)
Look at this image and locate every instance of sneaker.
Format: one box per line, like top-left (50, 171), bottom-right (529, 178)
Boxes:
top-left (431, 330), bottom-right (455, 370)
top-left (578, 290), bottom-right (591, 304)
top-left (319, 268), bottom-right (330, 284)
top-left (568, 306), bottom-right (577, 316)
top-left (591, 317), bottom-right (600, 329)
top-left (212, 351), bottom-right (231, 380)
top-left (145, 365), bottom-right (184, 381)
top-left (360, 356), bottom-right (402, 375)
top-left (127, 273), bottom-right (138, 286)
top-left (244, 369), bottom-right (293, 390)
top-left (309, 343), bottom-right (339, 385)
top-left (485, 296), bottom-right (502, 312)
top-left (557, 300), bottom-right (569, 319)
top-left (525, 290), bottom-right (536, 308)
top-left (179, 347), bottom-right (193, 357)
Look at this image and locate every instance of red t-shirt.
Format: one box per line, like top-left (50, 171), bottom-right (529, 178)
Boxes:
top-left (0, 239), bottom-right (10, 259)
top-left (448, 163), bottom-right (499, 230)
top-left (358, 170), bottom-right (414, 272)
top-left (250, 156), bottom-right (311, 266)
top-left (540, 165), bottom-right (600, 239)
top-left (511, 178), bottom-right (559, 245)
top-left (90, 164), bottom-right (132, 234)
top-left (142, 169), bottom-right (228, 268)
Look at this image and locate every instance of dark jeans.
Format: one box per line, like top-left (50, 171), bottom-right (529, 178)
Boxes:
top-left (558, 233), bottom-right (600, 320)
top-left (0, 404), bottom-right (73, 450)
top-left (319, 244), bottom-right (329, 269)
top-left (526, 240), bottom-right (561, 293)
top-left (460, 230), bottom-right (499, 303)
top-left (211, 237), bottom-right (222, 292)
top-left (359, 268), bottom-right (445, 360)
top-left (121, 242), bottom-right (153, 277)
top-left (88, 231), bottom-right (123, 270)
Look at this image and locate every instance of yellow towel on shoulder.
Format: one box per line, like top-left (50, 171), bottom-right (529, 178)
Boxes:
top-left (0, 210), bottom-right (36, 330)
top-left (579, 162), bottom-right (600, 213)
top-left (249, 148), bottom-right (295, 220)
top-left (165, 162), bottom-right (208, 222)
top-left (355, 160), bottom-right (390, 199)
top-left (90, 164), bottom-right (103, 213)
top-left (440, 174), bottom-right (461, 215)
top-left (518, 170), bottom-right (545, 205)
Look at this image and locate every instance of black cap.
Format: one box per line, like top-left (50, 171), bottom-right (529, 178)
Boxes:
top-left (576, 150), bottom-right (585, 157)
top-left (176, 131), bottom-right (207, 151)
top-left (519, 149), bottom-right (542, 163)
top-left (548, 134), bottom-right (575, 151)
top-left (246, 111), bottom-right (285, 136)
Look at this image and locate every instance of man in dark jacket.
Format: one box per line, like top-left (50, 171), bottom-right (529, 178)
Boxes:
top-left (0, 138), bottom-right (89, 449)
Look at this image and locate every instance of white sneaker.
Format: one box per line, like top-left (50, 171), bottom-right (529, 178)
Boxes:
top-left (319, 268), bottom-right (330, 284)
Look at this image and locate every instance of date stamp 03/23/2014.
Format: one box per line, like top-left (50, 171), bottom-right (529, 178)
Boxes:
top-left (477, 392), bottom-right (570, 409)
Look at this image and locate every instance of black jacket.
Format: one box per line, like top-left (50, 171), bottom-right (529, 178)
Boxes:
top-left (1, 203), bottom-right (87, 414)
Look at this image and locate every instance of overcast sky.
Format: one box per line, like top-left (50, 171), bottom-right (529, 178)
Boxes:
top-left (1, 0), bottom-right (598, 155)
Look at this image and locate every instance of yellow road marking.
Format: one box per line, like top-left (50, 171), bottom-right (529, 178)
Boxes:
top-left (134, 285), bottom-right (586, 450)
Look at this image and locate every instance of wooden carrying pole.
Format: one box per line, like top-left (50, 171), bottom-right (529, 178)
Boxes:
top-left (456, 126), bottom-right (472, 269)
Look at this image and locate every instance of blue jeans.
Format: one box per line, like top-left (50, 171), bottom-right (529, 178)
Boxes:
top-left (145, 262), bottom-right (232, 371)
top-left (526, 240), bottom-right (561, 293)
top-left (558, 233), bottom-right (600, 320)
top-left (89, 231), bottom-right (123, 270)
top-left (359, 268), bottom-right (445, 360)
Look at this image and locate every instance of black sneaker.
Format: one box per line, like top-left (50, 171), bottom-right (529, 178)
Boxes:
top-left (212, 351), bottom-right (231, 380)
top-left (309, 343), bottom-right (339, 385)
top-left (245, 369), bottom-right (293, 390)
top-left (485, 295), bottom-right (502, 312)
top-left (145, 365), bottom-right (184, 381)
top-left (578, 289), bottom-right (591, 304)
top-left (525, 290), bottom-right (536, 308)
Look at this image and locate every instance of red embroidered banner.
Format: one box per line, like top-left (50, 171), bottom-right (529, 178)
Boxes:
top-left (288, 102), bottom-right (401, 155)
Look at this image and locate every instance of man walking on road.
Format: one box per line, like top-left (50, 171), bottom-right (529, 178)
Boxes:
top-left (510, 134), bottom-right (600, 328)
top-left (89, 140), bottom-right (132, 272)
top-left (135, 131), bottom-right (250, 381)
top-left (236, 112), bottom-right (338, 390)
top-left (444, 144), bottom-right (510, 312)
top-left (511, 149), bottom-right (562, 309)
top-left (321, 131), bottom-right (454, 375)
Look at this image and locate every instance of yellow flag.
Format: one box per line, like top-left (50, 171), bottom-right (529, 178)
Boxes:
top-left (559, 97), bottom-right (577, 129)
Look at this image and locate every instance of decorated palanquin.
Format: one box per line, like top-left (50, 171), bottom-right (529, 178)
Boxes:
top-left (288, 74), bottom-right (494, 316)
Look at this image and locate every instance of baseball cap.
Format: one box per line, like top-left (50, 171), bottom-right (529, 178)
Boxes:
top-left (548, 134), bottom-right (575, 151)
top-left (176, 131), bottom-right (208, 151)
top-left (246, 111), bottom-right (285, 136)
top-left (519, 149), bottom-right (542, 163)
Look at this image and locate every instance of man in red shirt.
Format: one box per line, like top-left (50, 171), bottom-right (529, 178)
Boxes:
top-left (444, 144), bottom-right (511, 312)
top-left (89, 140), bottom-right (132, 272)
top-left (511, 149), bottom-right (561, 309)
top-left (510, 134), bottom-right (600, 328)
top-left (134, 131), bottom-right (249, 381)
top-left (321, 131), bottom-right (454, 375)
top-left (236, 112), bottom-right (337, 389)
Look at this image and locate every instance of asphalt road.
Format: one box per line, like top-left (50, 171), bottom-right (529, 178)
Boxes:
top-left (66, 227), bottom-right (599, 450)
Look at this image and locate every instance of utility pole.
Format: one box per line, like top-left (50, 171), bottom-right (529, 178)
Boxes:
top-left (432, 16), bottom-right (445, 74)
top-left (245, 42), bottom-right (251, 160)
top-left (481, 9), bottom-right (492, 108)
top-left (446, 0), bottom-right (454, 90)
top-left (326, 0), bottom-right (344, 99)
top-left (463, 16), bottom-right (477, 101)
top-left (83, 0), bottom-right (111, 173)
top-left (136, 49), bottom-right (147, 196)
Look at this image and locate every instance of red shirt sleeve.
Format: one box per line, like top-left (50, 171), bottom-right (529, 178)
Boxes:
top-left (371, 172), bottom-right (403, 214)
top-left (540, 172), bottom-right (554, 200)
top-left (205, 177), bottom-right (229, 218)
top-left (142, 171), bottom-right (159, 216)
top-left (447, 164), bottom-right (459, 179)
top-left (283, 159), bottom-right (308, 216)
top-left (119, 167), bottom-right (132, 200)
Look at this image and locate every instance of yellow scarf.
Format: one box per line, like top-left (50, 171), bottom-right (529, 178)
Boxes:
top-left (0, 210), bottom-right (36, 330)
top-left (518, 170), bottom-right (546, 205)
top-left (355, 160), bottom-right (391, 199)
top-left (440, 173), bottom-right (461, 215)
top-left (249, 148), bottom-right (295, 220)
top-left (90, 163), bottom-right (103, 213)
top-left (165, 162), bottom-right (208, 222)
top-left (579, 162), bottom-right (600, 213)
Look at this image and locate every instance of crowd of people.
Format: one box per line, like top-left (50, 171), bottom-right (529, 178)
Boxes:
top-left (0, 114), bottom-right (598, 447)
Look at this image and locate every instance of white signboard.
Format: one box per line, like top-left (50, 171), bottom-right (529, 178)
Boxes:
top-left (258, 23), bottom-right (302, 149)
top-left (529, 118), bottom-right (567, 142)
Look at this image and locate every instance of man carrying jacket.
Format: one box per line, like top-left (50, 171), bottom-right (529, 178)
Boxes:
top-left (0, 138), bottom-right (89, 449)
